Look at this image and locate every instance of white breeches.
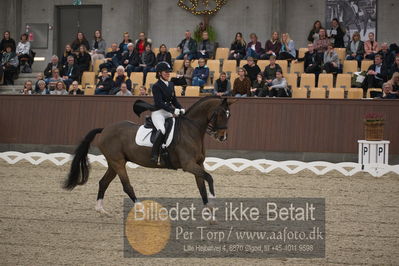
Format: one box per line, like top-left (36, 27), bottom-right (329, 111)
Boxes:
top-left (151, 109), bottom-right (173, 134)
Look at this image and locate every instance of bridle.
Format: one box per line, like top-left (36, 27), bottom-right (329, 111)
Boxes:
top-left (206, 108), bottom-right (230, 137)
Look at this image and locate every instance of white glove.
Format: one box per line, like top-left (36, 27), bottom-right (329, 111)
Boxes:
top-left (174, 109), bottom-right (180, 116)
top-left (180, 109), bottom-right (185, 115)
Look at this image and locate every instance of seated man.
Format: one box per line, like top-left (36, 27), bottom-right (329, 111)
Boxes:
top-left (380, 82), bottom-right (398, 99)
top-left (61, 56), bottom-right (80, 88)
top-left (99, 43), bottom-right (121, 73)
top-left (213, 72), bottom-right (231, 96)
top-left (44, 55), bottom-right (63, 79)
top-left (296, 43), bottom-right (323, 74)
top-left (95, 68), bottom-right (114, 95)
top-left (365, 54), bottom-right (388, 89)
top-left (1, 45), bottom-right (18, 85)
top-left (268, 70), bottom-right (290, 97)
top-left (197, 31), bottom-right (214, 59)
top-left (243, 57), bottom-right (261, 83)
top-left (263, 55), bottom-right (282, 84)
top-left (177, 30), bottom-right (197, 60)
top-left (116, 82), bottom-right (132, 96)
top-left (122, 43), bottom-right (139, 76)
top-left (378, 42), bottom-right (394, 69)
top-left (191, 58), bottom-right (209, 87)
top-left (69, 80), bottom-right (84, 95)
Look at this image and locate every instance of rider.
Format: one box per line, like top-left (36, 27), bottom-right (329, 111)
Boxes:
top-left (150, 62), bottom-right (185, 163)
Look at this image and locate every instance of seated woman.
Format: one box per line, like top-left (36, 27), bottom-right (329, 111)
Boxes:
top-left (213, 72), bottom-right (231, 96)
top-left (364, 32), bottom-right (380, 60)
top-left (116, 82), bottom-right (133, 96)
top-left (323, 43), bottom-right (339, 73)
top-left (390, 56), bottom-right (399, 78)
top-left (135, 43), bottom-right (156, 82)
top-left (1, 45), bottom-right (18, 85)
top-left (346, 31), bottom-right (364, 68)
top-left (113, 66), bottom-right (132, 94)
top-left (228, 32), bottom-right (246, 61)
top-left (314, 28), bottom-right (329, 57)
top-left (171, 59), bottom-right (193, 86)
top-left (250, 73), bottom-right (268, 97)
top-left (51, 81), bottom-right (68, 95)
top-left (192, 58), bottom-right (209, 87)
top-left (119, 32), bottom-right (133, 55)
top-left (246, 33), bottom-right (263, 59)
top-left (197, 31), bottom-right (214, 59)
top-left (35, 80), bottom-right (49, 95)
top-left (243, 57), bottom-right (261, 83)
top-left (34, 73), bottom-right (44, 93)
top-left (263, 55), bottom-right (282, 84)
top-left (95, 68), bottom-right (114, 95)
top-left (327, 18), bottom-right (346, 48)
top-left (232, 67), bottom-right (251, 97)
top-left (307, 20), bottom-right (323, 44)
top-left (0, 31), bottom-right (16, 53)
top-left (135, 32), bottom-right (152, 56)
top-left (389, 72), bottom-right (399, 93)
top-left (156, 44), bottom-right (172, 67)
top-left (45, 68), bottom-right (63, 91)
top-left (138, 85), bottom-right (148, 96)
top-left (90, 30), bottom-right (106, 64)
top-left (76, 45), bottom-right (91, 77)
top-left (268, 70), bottom-right (290, 97)
top-left (71, 32), bottom-right (90, 53)
top-left (69, 80), bottom-right (84, 95)
top-left (278, 33), bottom-right (296, 60)
top-left (60, 44), bottom-right (75, 67)
top-left (21, 80), bottom-right (33, 95)
top-left (16, 33), bottom-right (31, 72)
top-left (261, 32), bottom-right (281, 60)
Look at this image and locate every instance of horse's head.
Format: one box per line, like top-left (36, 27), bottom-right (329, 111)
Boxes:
top-left (207, 98), bottom-right (236, 142)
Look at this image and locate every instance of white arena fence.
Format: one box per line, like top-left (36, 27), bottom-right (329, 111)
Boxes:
top-left (1, 151), bottom-right (399, 178)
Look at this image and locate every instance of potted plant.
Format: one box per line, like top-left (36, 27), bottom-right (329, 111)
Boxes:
top-left (364, 112), bottom-right (384, 140)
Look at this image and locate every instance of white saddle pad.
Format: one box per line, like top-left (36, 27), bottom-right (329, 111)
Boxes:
top-left (135, 118), bottom-right (176, 148)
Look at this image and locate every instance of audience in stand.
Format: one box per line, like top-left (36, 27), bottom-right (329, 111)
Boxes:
top-left (0, 31), bottom-right (16, 53)
top-left (380, 82), bottom-right (398, 99)
top-left (378, 43), bottom-right (394, 69)
top-left (35, 80), bottom-right (49, 95)
top-left (135, 32), bottom-right (152, 56)
top-left (389, 72), bottom-right (399, 92)
top-left (16, 33), bottom-right (31, 72)
top-left (246, 33), bottom-right (263, 59)
top-left (90, 30), bottom-right (106, 63)
top-left (262, 32), bottom-right (281, 59)
top-left (346, 31), bottom-right (364, 68)
top-left (71, 32), bottom-right (90, 52)
top-left (177, 30), bottom-right (197, 60)
top-left (263, 55), bottom-right (282, 83)
top-left (297, 43), bottom-right (323, 74)
top-left (390, 57), bottom-right (399, 78)
top-left (135, 43), bottom-right (156, 82)
top-left (364, 32), bottom-right (380, 60)
top-left (138, 85), bottom-right (148, 96)
top-left (172, 59), bottom-right (193, 86)
top-left (233, 68), bottom-right (251, 97)
top-left (76, 45), bottom-right (91, 79)
top-left (44, 55), bottom-right (63, 78)
top-left (243, 57), bottom-right (261, 83)
top-left (327, 18), bottom-right (345, 48)
top-left (21, 80), bottom-right (33, 94)
top-left (197, 31), bottom-right (214, 59)
top-left (99, 43), bottom-right (120, 73)
top-left (116, 82), bottom-right (132, 96)
top-left (278, 33), bottom-right (296, 60)
top-left (213, 72), bottom-right (231, 96)
top-left (228, 32), bottom-right (246, 61)
top-left (61, 56), bottom-right (80, 88)
top-left (122, 43), bottom-right (139, 76)
top-left (46, 68), bottom-right (63, 90)
top-left (113, 66), bottom-right (132, 93)
top-left (1, 45), bottom-right (18, 85)
top-left (119, 32), bottom-right (132, 54)
top-left (323, 43), bottom-right (339, 73)
top-left (268, 70), bottom-right (290, 97)
top-left (192, 58), bottom-right (209, 87)
top-left (251, 73), bottom-right (268, 97)
top-left (95, 68), bottom-right (114, 95)
top-left (69, 80), bottom-right (84, 95)
top-left (314, 28), bottom-right (329, 56)
top-left (34, 73), bottom-right (44, 92)
top-left (156, 44), bottom-right (172, 67)
top-left (61, 44), bottom-right (75, 67)
top-left (365, 54), bottom-right (388, 90)
top-left (50, 81), bottom-right (68, 95)
top-left (307, 20), bottom-right (323, 43)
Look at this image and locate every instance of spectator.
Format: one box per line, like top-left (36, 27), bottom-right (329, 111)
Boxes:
top-left (346, 31), bottom-right (364, 68)
top-left (99, 43), bottom-right (121, 73)
top-left (44, 55), bottom-right (63, 79)
top-left (172, 59), bottom-right (193, 86)
top-left (156, 44), bottom-right (172, 67)
top-left (192, 58), bottom-right (209, 87)
top-left (296, 43), bottom-right (323, 74)
top-left (245, 33), bottom-right (263, 59)
top-left (1, 46), bottom-right (18, 85)
top-left (327, 18), bottom-right (345, 48)
top-left (60, 44), bottom-right (75, 67)
top-left (95, 68), bottom-right (114, 95)
top-left (76, 45), bottom-right (91, 75)
top-left (197, 31), bottom-right (215, 59)
top-left (113, 65), bottom-right (132, 93)
top-left (51, 81), bottom-right (68, 95)
top-left (307, 20), bottom-right (323, 43)
top-left (177, 30), bottom-right (197, 60)
top-left (116, 82), bottom-right (132, 96)
top-left (228, 32), bottom-right (246, 61)
top-left (314, 28), bottom-right (329, 56)
top-left (213, 72), bottom-right (231, 96)
top-left (380, 82), bottom-right (398, 99)
top-left (365, 54), bottom-right (388, 89)
top-left (278, 33), bottom-right (296, 60)
top-left (388, 72), bottom-right (399, 92)
top-left (122, 43), bottom-right (139, 76)
top-left (21, 80), bottom-right (33, 95)
top-left (135, 43), bottom-right (156, 83)
top-left (268, 70), bottom-right (290, 97)
top-left (34, 73), bottom-right (44, 93)
top-left (263, 55), bottom-right (282, 83)
top-left (69, 80), bottom-right (84, 95)
top-left (139, 85), bottom-right (148, 96)
top-left (243, 57), bottom-right (261, 83)
top-left (61, 56), bottom-right (80, 88)
top-left (0, 31), bottom-right (16, 53)
top-left (250, 73), bottom-right (268, 97)
top-left (233, 68), bottom-right (251, 97)
top-left (323, 43), bottom-right (339, 73)
top-left (134, 32), bottom-right (152, 56)
top-left (71, 32), bottom-right (90, 53)
top-left (378, 43), bottom-right (394, 69)
top-left (45, 68), bottom-right (63, 91)
top-left (390, 56), bottom-right (399, 78)
top-left (16, 33), bottom-right (31, 73)
top-left (119, 32), bottom-right (132, 54)
top-left (261, 32), bottom-right (281, 59)
top-left (364, 32), bottom-right (380, 60)
top-left (35, 80), bottom-right (49, 95)
top-left (90, 30), bottom-right (106, 64)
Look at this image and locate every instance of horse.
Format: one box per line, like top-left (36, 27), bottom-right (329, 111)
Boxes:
top-left (63, 96), bottom-right (235, 214)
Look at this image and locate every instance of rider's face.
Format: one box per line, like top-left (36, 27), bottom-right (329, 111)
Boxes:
top-left (161, 71), bottom-right (170, 81)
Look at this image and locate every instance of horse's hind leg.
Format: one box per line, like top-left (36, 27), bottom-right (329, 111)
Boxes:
top-left (95, 167), bottom-right (117, 214)
top-left (109, 159), bottom-right (138, 203)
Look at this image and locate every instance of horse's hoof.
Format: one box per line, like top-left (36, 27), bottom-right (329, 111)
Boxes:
top-left (95, 207), bottom-right (111, 217)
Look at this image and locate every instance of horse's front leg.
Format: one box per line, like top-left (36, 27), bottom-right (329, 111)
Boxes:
top-left (183, 162), bottom-right (215, 205)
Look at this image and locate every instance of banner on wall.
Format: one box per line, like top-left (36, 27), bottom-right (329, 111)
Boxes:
top-left (325, 0), bottom-right (377, 42)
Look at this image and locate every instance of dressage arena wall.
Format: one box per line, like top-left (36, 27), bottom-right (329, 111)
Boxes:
top-left (1, 95), bottom-right (398, 156)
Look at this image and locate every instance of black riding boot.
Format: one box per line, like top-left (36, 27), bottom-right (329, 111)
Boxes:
top-left (151, 130), bottom-right (165, 164)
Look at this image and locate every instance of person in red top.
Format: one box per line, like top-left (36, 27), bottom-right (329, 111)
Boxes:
top-left (134, 32), bottom-right (152, 56)
top-left (364, 32), bottom-right (380, 60)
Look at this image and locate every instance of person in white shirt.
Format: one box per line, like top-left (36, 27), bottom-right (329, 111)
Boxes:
top-left (16, 33), bottom-right (31, 72)
top-left (116, 82), bottom-right (133, 96)
top-left (268, 70), bottom-right (290, 97)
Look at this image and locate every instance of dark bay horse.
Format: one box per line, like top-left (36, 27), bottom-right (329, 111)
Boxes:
top-left (63, 96), bottom-right (235, 214)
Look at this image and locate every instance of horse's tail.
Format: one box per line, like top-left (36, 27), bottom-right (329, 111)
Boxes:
top-left (63, 128), bottom-right (103, 190)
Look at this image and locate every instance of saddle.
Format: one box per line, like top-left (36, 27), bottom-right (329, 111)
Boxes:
top-left (144, 116), bottom-right (174, 144)
top-left (135, 116), bottom-right (176, 148)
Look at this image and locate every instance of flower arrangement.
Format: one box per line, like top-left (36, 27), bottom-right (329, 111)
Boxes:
top-left (364, 112), bottom-right (384, 123)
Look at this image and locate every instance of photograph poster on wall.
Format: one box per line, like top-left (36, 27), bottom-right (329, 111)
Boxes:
top-left (326, 0), bottom-right (377, 42)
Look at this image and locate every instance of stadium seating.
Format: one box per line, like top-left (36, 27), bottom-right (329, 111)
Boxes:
top-left (290, 61), bottom-right (304, 74)
top-left (84, 85), bottom-right (95, 95)
top-left (343, 60), bottom-right (358, 74)
top-left (173, 60), bottom-right (184, 72)
top-left (285, 73), bottom-right (298, 90)
top-left (299, 73), bottom-right (315, 89)
top-left (347, 88), bottom-right (363, 99)
top-left (81, 72), bottom-right (96, 88)
top-left (257, 60), bottom-right (270, 71)
top-left (361, 60), bottom-right (373, 72)
top-left (185, 86), bottom-right (200, 96)
top-left (174, 86), bottom-right (183, 96)
top-left (276, 60), bottom-right (288, 75)
top-left (292, 87), bottom-right (307, 98)
top-left (310, 87), bottom-right (326, 99)
top-left (215, 48), bottom-right (229, 61)
top-left (130, 72), bottom-right (144, 88)
top-left (222, 60), bottom-right (237, 74)
top-left (169, 48), bottom-right (180, 59)
top-left (145, 72), bottom-right (157, 89)
top-left (328, 87), bottom-right (345, 99)
top-left (298, 48), bottom-right (307, 59)
top-left (335, 74), bottom-right (352, 90)
top-left (367, 88), bottom-right (382, 98)
top-left (93, 59), bottom-right (105, 74)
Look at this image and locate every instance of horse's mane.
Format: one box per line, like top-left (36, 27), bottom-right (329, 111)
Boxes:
top-left (184, 96), bottom-right (221, 115)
